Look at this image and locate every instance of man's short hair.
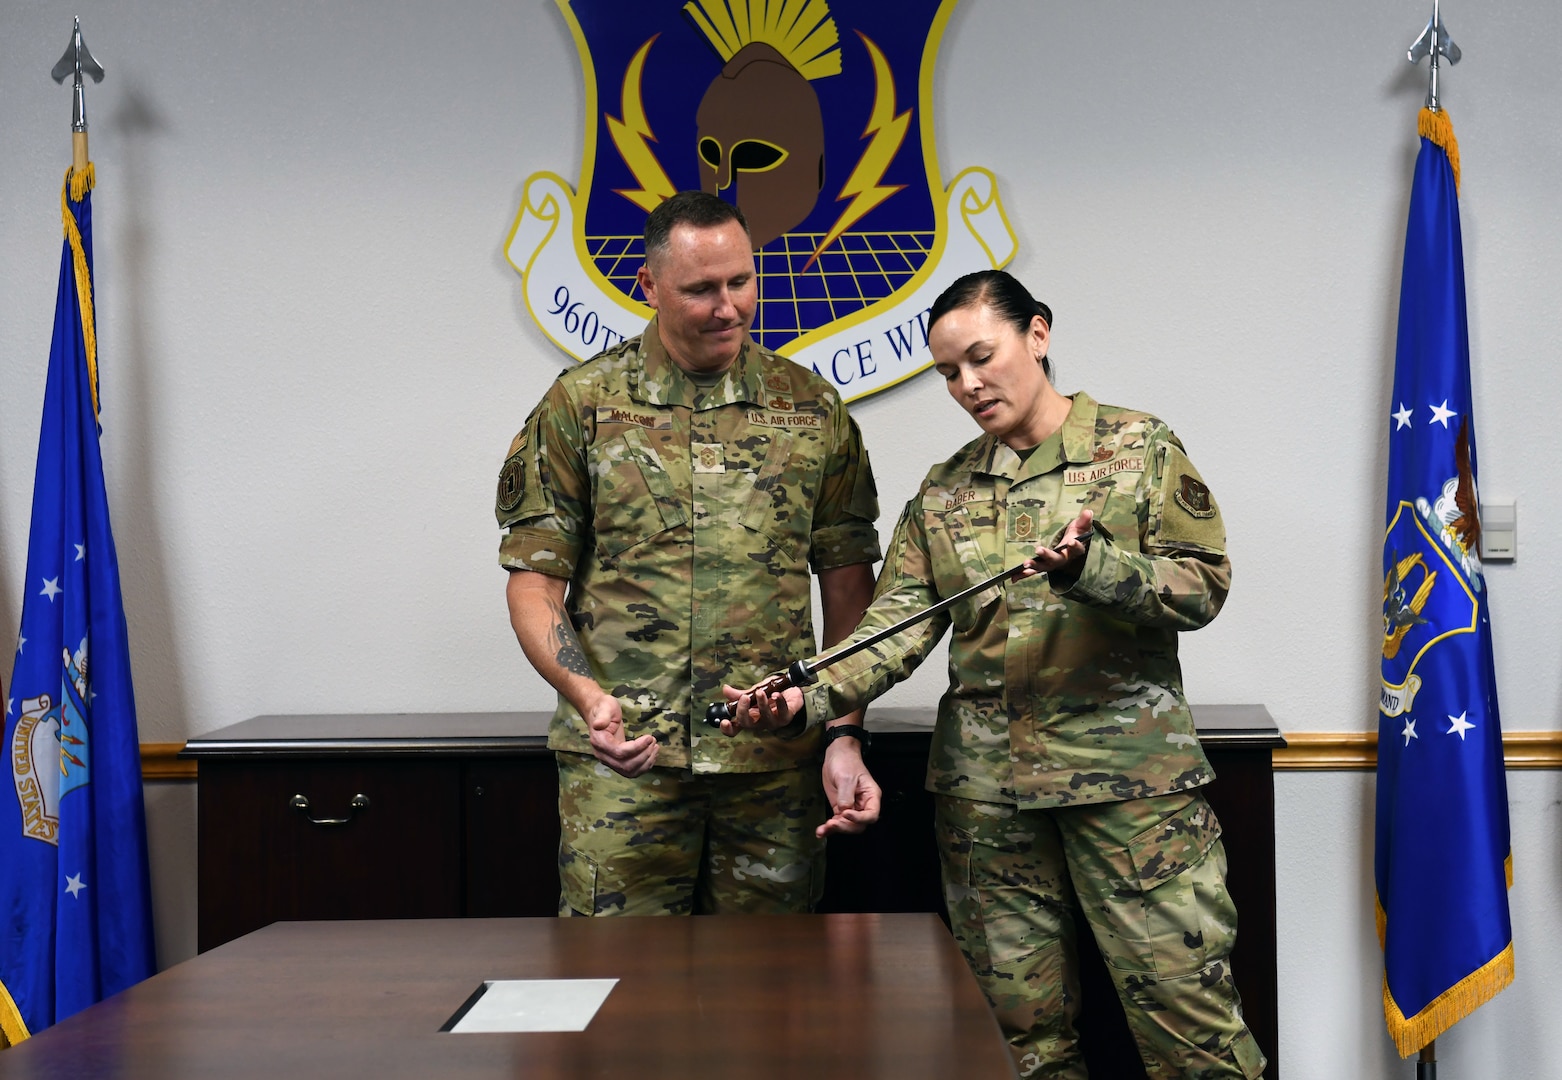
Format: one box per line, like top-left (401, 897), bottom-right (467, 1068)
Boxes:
top-left (644, 191), bottom-right (750, 266)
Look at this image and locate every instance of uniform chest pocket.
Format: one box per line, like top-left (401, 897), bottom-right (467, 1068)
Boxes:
top-left (925, 501), bottom-right (1003, 630)
top-left (589, 427), bottom-right (689, 560)
top-left (737, 430), bottom-right (809, 564)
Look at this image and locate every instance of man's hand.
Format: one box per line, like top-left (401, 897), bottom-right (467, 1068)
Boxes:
top-left (585, 693), bottom-right (658, 777)
top-left (717, 681), bottom-right (804, 735)
top-left (819, 736), bottom-right (881, 837)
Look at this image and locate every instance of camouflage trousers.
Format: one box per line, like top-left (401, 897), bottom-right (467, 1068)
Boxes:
top-left (935, 791), bottom-right (1267, 1080)
top-left (556, 751), bottom-right (827, 916)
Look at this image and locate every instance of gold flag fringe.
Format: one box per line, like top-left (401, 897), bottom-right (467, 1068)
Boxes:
top-left (1376, 850), bottom-right (1515, 1057)
top-left (1384, 942), bottom-right (1514, 1058)
top-left (1418, 107), bottom-right (1461, 192)
top-left (60, 164), bottom-right (100, 419)
top-left (0, 978), bottom-right (30, 1048)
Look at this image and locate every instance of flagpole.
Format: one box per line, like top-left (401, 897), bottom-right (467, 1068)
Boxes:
top-left (1400, 7), bottom-right (1465, 1078)
top-left (1408, 0), bottom-right (1461, 114)
top-left (50, 16), bottom-right (105, 187)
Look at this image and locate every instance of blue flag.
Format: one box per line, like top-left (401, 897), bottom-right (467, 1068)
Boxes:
top-left (1375, 109), bottom-right (1513, 1058)
top-left (0, 167), bottom-right (156, 1044)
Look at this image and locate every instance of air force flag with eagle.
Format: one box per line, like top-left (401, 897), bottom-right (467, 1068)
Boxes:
top-left (1374, 107), bottom-right (1513, 1058)
top-left (0, 167), bottom-right (155, 1045)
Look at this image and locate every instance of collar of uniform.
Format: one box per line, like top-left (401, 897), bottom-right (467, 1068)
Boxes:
top-left (1059, 391), bottom-right (1102, 464)
top-left (973, 391), bottom-right (1099, 478)
top-left (633, 316), bottom-right (767, 410)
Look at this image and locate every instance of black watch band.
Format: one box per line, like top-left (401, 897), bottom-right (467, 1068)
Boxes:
top-left (822, 724), bottom-right (870, 749)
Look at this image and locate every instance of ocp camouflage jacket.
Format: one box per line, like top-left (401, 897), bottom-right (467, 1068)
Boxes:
top-left (803, 391), bottom-right (1229, 807)
top-left (498, 318), bottom-right (880, 773)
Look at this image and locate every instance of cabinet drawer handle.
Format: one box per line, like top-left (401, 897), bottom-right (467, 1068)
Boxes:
top-left (290, 793), bottom-right (370, 825)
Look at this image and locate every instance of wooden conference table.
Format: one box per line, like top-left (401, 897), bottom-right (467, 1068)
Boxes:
top-left (1, 913), bottom-right (1018, 1079)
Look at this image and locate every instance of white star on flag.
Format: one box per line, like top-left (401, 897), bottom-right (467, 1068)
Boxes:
top-left (14, 636), bottom-right (23, 655)
top-left (1402, 718), bottom-right (1418, 746)
top-left (74, 542), bottom-right (86, 561)
top-left (1447, 712), bottom-right (1475, 740)
top-left (5, 697), bottom-right (13, 717)
top-left (64, 873), bottom-right (86, 898)
top-left (1429, 400), bottom-right (1456, 427)
top-left (1393, 404), bottom-right (1413, 430)
top-left (40, 577), bottom-right (62, 601)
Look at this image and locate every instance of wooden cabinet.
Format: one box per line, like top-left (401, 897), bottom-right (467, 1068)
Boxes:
top-left (185, 713), bottom-right (560, 953)
top-left (185, 706), bottom-right (1282, 1076)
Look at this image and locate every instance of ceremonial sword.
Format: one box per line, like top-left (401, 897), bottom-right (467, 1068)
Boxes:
top-left (703, 532), bottom-right (1091, 726)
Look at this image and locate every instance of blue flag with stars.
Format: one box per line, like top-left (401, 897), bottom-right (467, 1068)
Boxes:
top-left (1375, 108), bottom-right (1513, 1058)
top-left (0, 166), bottom-right (155, 1045)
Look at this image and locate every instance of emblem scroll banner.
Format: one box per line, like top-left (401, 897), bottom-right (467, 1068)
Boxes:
top-left (508, 172), bottom-right (649, 363)
top-left (506, 0), bottom-right (1016, 404)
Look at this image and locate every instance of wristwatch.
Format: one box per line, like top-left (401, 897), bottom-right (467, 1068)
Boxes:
top-left (822, 724), bottom-right (870, 749)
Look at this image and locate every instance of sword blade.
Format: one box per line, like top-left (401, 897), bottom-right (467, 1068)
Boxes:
top-left (805, 559), bottom-right (1030, 677)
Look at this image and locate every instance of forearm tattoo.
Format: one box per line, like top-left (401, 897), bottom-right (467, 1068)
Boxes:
top-left (550, 605), bottom-right (593, 678)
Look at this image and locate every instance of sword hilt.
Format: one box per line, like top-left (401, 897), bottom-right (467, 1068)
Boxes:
top-left (703, 659), bottom-right (816, 726)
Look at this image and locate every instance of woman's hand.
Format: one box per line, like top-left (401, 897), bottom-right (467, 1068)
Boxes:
top-left (717, 680), bottom-right (805, 735)
top-left (1020, 507), bottom-right (1094, 582)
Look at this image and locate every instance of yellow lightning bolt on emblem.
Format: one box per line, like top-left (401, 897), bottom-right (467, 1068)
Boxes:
top-left (806, 31), bottom-right (909, 269)
top-left (605, 35), bottom-right (676, 213)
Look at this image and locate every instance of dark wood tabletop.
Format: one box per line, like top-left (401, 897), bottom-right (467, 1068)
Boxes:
top-left (2, 914), bottom-right (1018, 1079)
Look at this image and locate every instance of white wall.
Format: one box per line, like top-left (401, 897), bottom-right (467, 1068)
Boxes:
top-left (2, 2), bottom-right (1557, 1074)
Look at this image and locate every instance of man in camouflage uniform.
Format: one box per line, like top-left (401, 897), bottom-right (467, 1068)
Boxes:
top-left (497, 191), bottom-right (881, 917)
top-left (726, 271), bottom-right (1265, 1078)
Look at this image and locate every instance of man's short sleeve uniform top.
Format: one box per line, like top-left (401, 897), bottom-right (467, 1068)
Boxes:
top-left (801, 391), bottom-right (1230, 807)
top-left (496, 318), bottom-right (880, 773)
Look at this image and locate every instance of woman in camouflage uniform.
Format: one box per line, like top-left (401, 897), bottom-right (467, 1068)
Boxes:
top-left (725, 270), bottom-right (1266, 1079)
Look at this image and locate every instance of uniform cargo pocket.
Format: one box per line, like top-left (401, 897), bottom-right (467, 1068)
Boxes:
top-left (558, 842), bottom-right (601, 917)
top-left (1125, 798), bottom-right (1232, 980)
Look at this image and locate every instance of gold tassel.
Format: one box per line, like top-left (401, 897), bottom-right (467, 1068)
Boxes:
top-left (59, 166), bottom-right (100, 419)
top-left (1418, 107), bottom-right (1461, 192)
top-left (68, 159), bottom-right (95, 203)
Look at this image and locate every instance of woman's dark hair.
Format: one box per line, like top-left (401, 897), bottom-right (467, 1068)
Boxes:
top-left (928, 270), bottom-right (1054, 378)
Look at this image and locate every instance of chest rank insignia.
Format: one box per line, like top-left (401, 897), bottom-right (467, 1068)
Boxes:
top-left (1010, 509), bottom-right (1035, 541)
top-left (694, 442), bottom-right (725, 473)
top-left (1174, 474), bottom-right (1216, 518)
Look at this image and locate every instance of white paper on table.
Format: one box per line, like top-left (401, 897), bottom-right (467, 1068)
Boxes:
top-left (444, 979), bottom-right (618, 1033)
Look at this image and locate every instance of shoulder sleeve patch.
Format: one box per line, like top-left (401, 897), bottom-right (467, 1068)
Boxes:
top-left (1154, 443), bottom-right (1226, 553)
top-left (495, 412), bottom-right (553, 528)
